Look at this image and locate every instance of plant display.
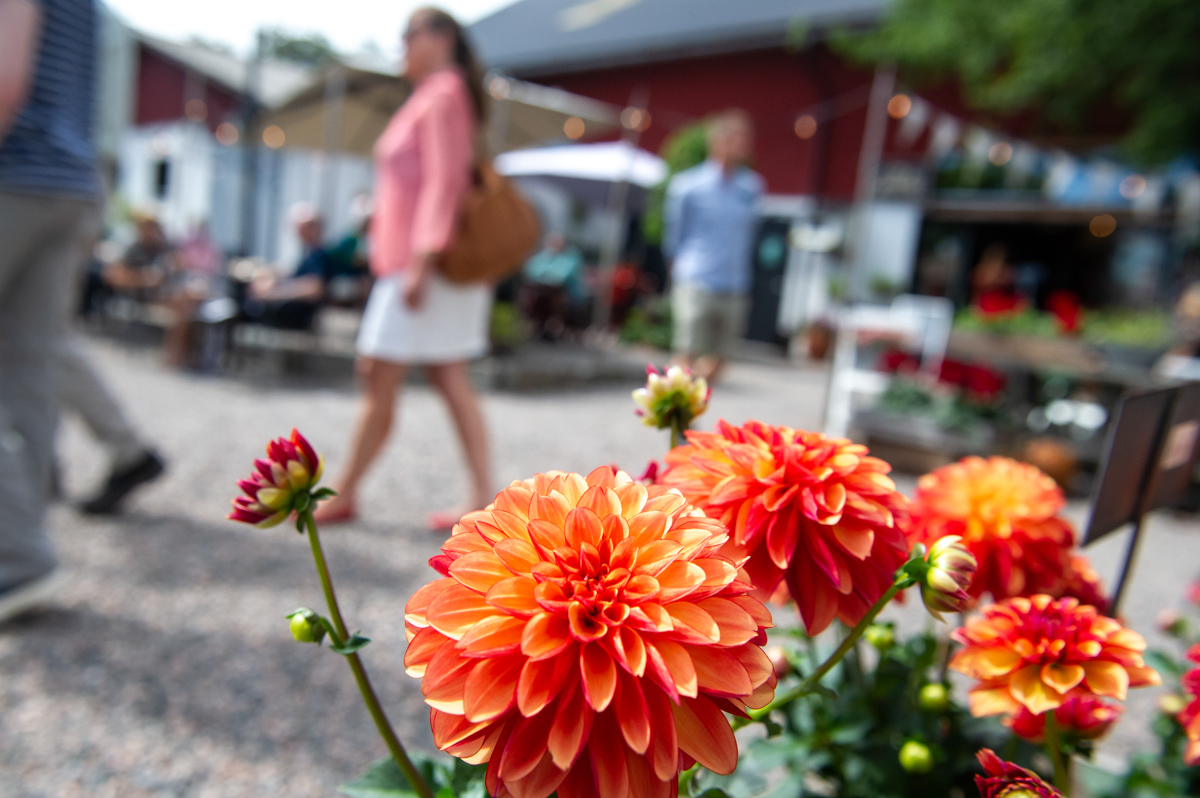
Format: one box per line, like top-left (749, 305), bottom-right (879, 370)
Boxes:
top-left (226, 369), bottom-right (1195, 798)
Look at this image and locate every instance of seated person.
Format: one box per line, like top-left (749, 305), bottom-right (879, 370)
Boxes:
top-left (161, 221), bottom-right (226, 368)
top-left (243, 204), bottom-right (333, 331)
top-left (102, 212), bottom-right (175, 301)
top-left (323, 195), bottom-right (374, 307)
top-left (521, 232), bottom-right (585, 340)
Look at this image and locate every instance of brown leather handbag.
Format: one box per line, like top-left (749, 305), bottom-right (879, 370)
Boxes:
top-left (438, 162), bottom-right (541, 284)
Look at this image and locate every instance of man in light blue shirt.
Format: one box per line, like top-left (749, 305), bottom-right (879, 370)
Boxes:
top-left (664, 109), bottom-right (763, 381)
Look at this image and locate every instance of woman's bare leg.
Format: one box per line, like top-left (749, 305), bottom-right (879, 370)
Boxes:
top-left (426, 361), bottom-right (492, 514)
top-left (317, 357), bottom-right (408, 517)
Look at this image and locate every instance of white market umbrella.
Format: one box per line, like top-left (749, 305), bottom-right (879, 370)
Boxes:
top-left (495, 141), bottom-right (666, 208)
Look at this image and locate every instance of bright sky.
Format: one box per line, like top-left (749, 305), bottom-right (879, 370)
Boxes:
top-left (102, 0), bottom-right (517, 57)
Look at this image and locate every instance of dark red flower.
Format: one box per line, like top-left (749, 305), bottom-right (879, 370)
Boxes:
top-left (975, 748), bottom-right (1061, 797)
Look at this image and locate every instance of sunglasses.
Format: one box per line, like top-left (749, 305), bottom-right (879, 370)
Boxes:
top-left (402, 25), bottom-right (431, 43)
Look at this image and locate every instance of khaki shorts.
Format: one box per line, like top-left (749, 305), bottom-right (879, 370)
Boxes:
top-left (671, 283), bottom-right (749, 358)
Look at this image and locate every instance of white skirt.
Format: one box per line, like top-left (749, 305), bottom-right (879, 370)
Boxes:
top-left (356, 272), bottom-right (492, 364)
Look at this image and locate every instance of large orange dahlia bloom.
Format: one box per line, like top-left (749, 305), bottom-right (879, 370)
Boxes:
top-left (951, 595), bottom-right (1160, 718)
top-left (908, 456), bottom-right (1077, 602)
top-left (404, 467), bottom-right (776, 798)
top-left (660, 421), bottom-right (909, 635)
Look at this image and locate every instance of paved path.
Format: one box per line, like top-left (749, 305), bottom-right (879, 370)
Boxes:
top-left (1, 337), bottom-right (1197, 795)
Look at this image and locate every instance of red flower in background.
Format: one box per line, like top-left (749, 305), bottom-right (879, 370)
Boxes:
top-left (404, 467), bottom-right (776, 798)
top-left (1046, 290), bottom-right (1082, 334)
top-left (907, 456), bottom-right (1076, 603)
top-left (961, 364), bottom-right (1007, 401)
top-left (1178, 643), bottom-right (1200, 766)
top-left (976, 292), bottom-right (1025, 316)
top-left (1008, 690), bottom-right (1122, 743)
top-left (661, 421), bottom-right (910, 635)
top-left (974, 749), bottom-right (1062, 798)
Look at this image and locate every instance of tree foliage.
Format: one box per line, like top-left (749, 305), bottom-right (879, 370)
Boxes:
top-left (261, 29), bottom-right (339, 67)
top-left (834, 0), bottom-right (1200, 165)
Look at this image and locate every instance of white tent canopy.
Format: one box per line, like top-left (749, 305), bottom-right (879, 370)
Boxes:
top-left (495, 141), bottom-right (666, 189)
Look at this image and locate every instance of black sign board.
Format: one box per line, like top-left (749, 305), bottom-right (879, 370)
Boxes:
top-left (1083, 383), bottom-right (1200, 612)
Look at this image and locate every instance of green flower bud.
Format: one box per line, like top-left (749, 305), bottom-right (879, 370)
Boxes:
top-left (288, 608), bottom-right (326, 644)
top-left (863, 623), bottom-right (895, 650)
top-left (919, 683), bottom-right (950, 712)
top-left (898, 740), bottom-right (934, 774)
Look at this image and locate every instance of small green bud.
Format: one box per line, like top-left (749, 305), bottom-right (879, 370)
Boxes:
top-left (863, 623), bottom-right (895, 650)
top-left (288, 608), bottom-right (326, 643)
top-left (918, 683), bottom-right (950, 712)
top-left (898, 740), bottom-right (934, 774)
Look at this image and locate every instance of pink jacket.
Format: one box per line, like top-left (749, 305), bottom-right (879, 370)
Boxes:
top-left (370, 68), bottom-right (474, 277)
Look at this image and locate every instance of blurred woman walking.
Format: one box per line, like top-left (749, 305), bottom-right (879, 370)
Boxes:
top-left (316, 7), bottom-right (493, 529)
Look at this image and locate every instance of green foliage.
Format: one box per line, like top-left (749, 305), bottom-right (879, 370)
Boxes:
top-left (876, 378), bottom-right (1005, 433)
top-left (339, 752), bottom-right (488, 798)
top-left (262, 28), bottom-right (339, 66)
top-left (834, 0), bottom-right (1200, 164)
top-left (620, 295), bottom-right (674, 351)
top-left (489, 301), bottom-right (526, 353)
top-left (693, 626), bottom-right (1030, 798)
top-left (1082, 309), bottom-right (1172, 348)
top-left (953, 307), bottom-right (1061, 338)
top-left (642, 123), bottom-right (709, 246)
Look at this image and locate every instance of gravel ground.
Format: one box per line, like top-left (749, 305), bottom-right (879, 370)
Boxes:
top-left (2, 336), bottom-right (1198, 796)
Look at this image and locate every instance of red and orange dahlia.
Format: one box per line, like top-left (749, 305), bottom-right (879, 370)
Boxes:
top-left (1178, 643), bottom-right (1200, 765)
top-left (974, 748), bottom-right (1062, 798)
top-left (404, 467), bottom-right (776, 798)
top-left (951, 595), bottom-right (1160, 719)
top-left (1007, 690), bottom-right (1122, 743)
top-left (908, 456), bottom-right (1076, 602)
top-left (228, 428), bottom-right (323, 528)
top-left (660, 421), bottom-right (909, 635)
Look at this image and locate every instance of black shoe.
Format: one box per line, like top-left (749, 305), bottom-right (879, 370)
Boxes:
top-left (80, 450), bottom-right (166, 515)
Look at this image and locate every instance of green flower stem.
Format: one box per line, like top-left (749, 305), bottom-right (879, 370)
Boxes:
top-left (302, 511), bottom-right (434, 798)
top-left (1044, 713), bottom-right (1071, 796)
top-left (669, 417), bottom-right (686, 450)
top-left (734, 580), bottom-right (906, 729)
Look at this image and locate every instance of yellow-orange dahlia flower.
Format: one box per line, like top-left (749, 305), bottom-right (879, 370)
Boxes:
top-left (404, 467), bottom-right (776, 798)
top-left (908, 456), bottom-right (1075, 603)
top-left (660, 421), bottom-right (909, 635)
top-left (1007, 689), bottom-right (1122, 743)
top-left (951, 595), bottom-right (1160, 718)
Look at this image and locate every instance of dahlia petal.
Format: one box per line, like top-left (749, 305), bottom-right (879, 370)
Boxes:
top-left (517, 654), bottom-right (575, 717)
top-left (581, 642), bottom-right (618, 711)
top-left (1041, 663), bottom-right (1085, 694)
top-left (672, 695), bottom-right (738, 775)
top-left (1124, 664), bottom-right (1162, 687)
top-left (686, 645), bottom-right (752, 697)
top-left (499, 710), bottom-right (558, 782)
top-left (428, 583), bottom-right (495, 641)
top-left (765, 508), bottom-right (802, 572)
top-left (613, 671), bottom-right (651, 753)
top-left (614, 626), bottom-right (647, 677)
top-left (457, 614), bottom-right (526, 657)
top-left (614, 482), bottom-right (649, 518)
top-left (589, 713), bottom-right (631, 798)
top-left (729, 595), bottom-right (775, 628)
top-left (643, 491), bottom-right (687, 516)
top-left (655, 561), bottom-right (707, 603)
top-left (744, 672), bottom-right (777, 709)
top-left (533, 492), bottom-right (571, 528)
top-left (494, 485), bottom-right (534, 520)
top-left (505, 750), bottom-right (568, 798)
top-left (832, 523), bottom-right (874, 560)
top-left (1011, 663), bottom-right (1066, 714)
top-left (548, 681), bottom-right (592, 770)
top-left (526, 518), bottom-right (567, 557)
top-left (622, 574), bottom-right (660, 605)
top-left (625, 749), bottom-right (673, 798)
top-left (578, 485), bottom-right (621, 518)
top-left (569, 602), bottom-right (608, 642)
top-left (487, 576), bottom-right (541, 617)
top-left (449, 551), bottom-right (515, 593)
top-left (407, 578), bottom-right (456, 627)
top-left (423, 646), bottom-right (475, 713)
top-left (555, 744), bottom-right (595, 798)
top-left (628, 512), bottom-right (668, 547)
top-left (1107, 628), bottom-right (1146, 652)
top-left (565, 507), bottom-right (604, 549)
top-left (404, 625), bottom-right (447, 676)
top-left (694, 597), bottom-right (758, 646)
top-left (521, 612), bottom-right (574, 660)
top-left (1083, 661), bottom-right (1130, 700)
top-left (431, 707), bottom-right (491, 749)
top-left (693, 558), bottom-right (738, 591)
top-left (664, 602), bottom-right (720, 644)
top-left (651, 640), bottom-right (698, 698)
top-left (629, 602), bottom-right (673, 633)
top-left (967, 685), bottom-right (1022, 718)
top-left (464, 655), bottom-right (523, 722)
top-left (493, 539), bottom-right (541, 575)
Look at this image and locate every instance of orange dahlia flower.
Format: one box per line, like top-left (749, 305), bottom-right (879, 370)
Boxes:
top-left (908, 456), bottom-right (1076, 602)
top-left (1178, 643), bottom-right (1200, 765)
top-left (1008, 689), bottom-right (1122, 743)
top-left (951, 595), bottom-right (1160, 718)
top-left (660, 421), bottom-right (909, 635)
top-left (404, 467), bottom-right (776, 798)
top-left (975, 748), bottom-right (1062, 798)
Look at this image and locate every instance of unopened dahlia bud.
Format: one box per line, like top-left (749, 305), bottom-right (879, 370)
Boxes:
top-left (288, 608), bottom-right (326, 643)
top-left (864, 623), bottom-right (895, 651)
top-left (632, 364), bottom-right (709, 432)
top-left (919, 535), bottom-right (976, 620)
top-left (898, 740), bottom-right (934, 773)
top-left (229, 428), bottom-right (325, 528)
top-left (919, 683), bottom-right (950, 712)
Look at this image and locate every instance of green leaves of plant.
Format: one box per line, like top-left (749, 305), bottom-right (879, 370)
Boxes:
top-left (329, 633), bottom-right (372, 655)
top-left (339, 753), bottom-right (487, 798)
